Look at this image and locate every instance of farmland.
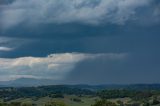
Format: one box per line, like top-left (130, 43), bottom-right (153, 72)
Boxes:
top-left (0, 84), bottom-right (160, 106)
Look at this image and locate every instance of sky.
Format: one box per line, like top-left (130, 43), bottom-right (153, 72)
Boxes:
top-left (0, 0), bottom-right (160, 84)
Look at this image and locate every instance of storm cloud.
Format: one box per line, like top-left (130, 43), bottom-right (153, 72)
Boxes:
top-left (0, 0), bottom-right (160, 84)
top-left (0, 0), bottom-right (158, 29)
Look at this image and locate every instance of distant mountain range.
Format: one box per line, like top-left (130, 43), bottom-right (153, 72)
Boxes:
top-left (0, 78), bottom-right (160, 91)
top-left (0, 78), bottom-right (57, 87)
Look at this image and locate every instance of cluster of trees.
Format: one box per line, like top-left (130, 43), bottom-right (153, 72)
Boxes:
top-left (70, 98), bottom-right (82, 102)
top-left (0, 101), bottom-right (67, 106)
top-left (94, 89), bottom-right (160, 106)
top-left (91, 99), bottom-right (117, 106)
top-left (48, 93), bottom-right (64, 98)
top-left (0, 86), bottom-right (94, 101)
top-left (0, 85), bottom-right (160, 106)
top-left (45, 101), bottom-right (67, 106)
top-left (38, 85), bottom-right (94, 95)
top-left (0, 102), bottom-right (36, 106)
top-left (97, 89), bottom-right (155, 100)
top-left (91, 98), bottom-right (160, 106)
top-left (1, 85), bottom-right (160, 101)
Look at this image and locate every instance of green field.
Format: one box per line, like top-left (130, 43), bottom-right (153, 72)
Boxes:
top-left (1, 95), bottom-right (160, 106)
top-left (8, 95), bottom-right (99, 106)
top-left (0, 85), bottom-right (160, 106)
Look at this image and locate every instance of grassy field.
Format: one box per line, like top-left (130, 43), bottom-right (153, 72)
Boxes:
top-left (2, 95), bottom-right (160, 106)
top-left (9, 95), bottom-right (100, 106)
top-left (1, 85), bottom-right (160, 106)
top-left (8, 95), bottom-right (133, 106)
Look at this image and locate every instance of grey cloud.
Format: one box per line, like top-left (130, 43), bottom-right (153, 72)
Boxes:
top-left (66, 52), bottom-right (160, 84)
top-left (0, 0), bottom-right (154, 29)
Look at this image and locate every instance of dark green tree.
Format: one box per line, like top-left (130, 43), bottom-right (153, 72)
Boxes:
top-left (91, 99), bottom-right (117, 106)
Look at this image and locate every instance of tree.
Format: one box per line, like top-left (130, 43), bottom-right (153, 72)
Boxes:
top-left (152, 97), bottom-right (160, 105)
top-left (117, 100), bottom-right (124, 106)
top-left (45, 101), bottom-right (67, 106)
top-left (91, 99), bottom-right (117, 106)
top-left (10, 102), bottom-right (21, 106)
top-left (21, 102), bottom-right (33, 106)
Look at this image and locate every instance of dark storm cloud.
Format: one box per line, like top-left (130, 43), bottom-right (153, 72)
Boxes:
top-left (1, 24), bottom-right (160, 58)
top-left (0, 0), bottom-right (160, 40)
top-left (65, 52), bottom-right (160, 84)
top-left (0, 0), bottom-right (160, 84)
top-left (0, 0), bottom-right (152, 29)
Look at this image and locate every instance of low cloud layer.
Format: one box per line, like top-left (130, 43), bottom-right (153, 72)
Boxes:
top-left (0, 37), bottom-right (31, 54)
top-left (0, 37), bottom-right (14, 52)
top-left (0, 47), bottom-right (13, 51)
top-left (0, 53), bottom-right (127, 81)
top-left (1, 0), bottom-right (158, 29)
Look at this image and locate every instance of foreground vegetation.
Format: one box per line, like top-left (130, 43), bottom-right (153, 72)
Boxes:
top-left (0, 85), bottom-right (160, 106)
